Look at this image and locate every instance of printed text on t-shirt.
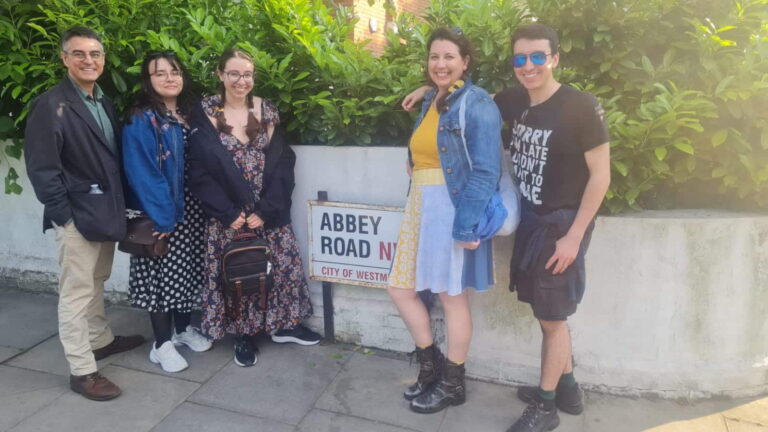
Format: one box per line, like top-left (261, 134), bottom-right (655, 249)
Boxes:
top-left (510, 120), bottom-right (552, 205)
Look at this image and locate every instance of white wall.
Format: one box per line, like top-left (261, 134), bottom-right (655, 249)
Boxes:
top-left (2, 144), bottom-right (767, 398)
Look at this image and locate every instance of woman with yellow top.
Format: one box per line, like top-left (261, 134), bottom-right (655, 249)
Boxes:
top-left (387, 27), bottom-right (503, 414)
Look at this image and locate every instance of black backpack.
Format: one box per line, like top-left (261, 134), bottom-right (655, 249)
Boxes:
top-left (222, 231), bottom-right (272, 320)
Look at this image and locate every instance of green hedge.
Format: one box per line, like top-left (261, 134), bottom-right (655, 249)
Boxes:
top-left (1, 0), bottom-right (766, 212)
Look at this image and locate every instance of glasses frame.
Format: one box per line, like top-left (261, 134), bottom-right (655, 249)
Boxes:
top-left (223, 70), bottom-right (254, 83)
top-left (150, 69), bottom-right (183, 81)
top-left (64, 50), bottom-right (105, 61)
top-left (512, 51), bottom-right (553, 68)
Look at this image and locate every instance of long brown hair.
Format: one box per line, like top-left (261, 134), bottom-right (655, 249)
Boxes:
top-left (215, 48), bottom-right (263, 143)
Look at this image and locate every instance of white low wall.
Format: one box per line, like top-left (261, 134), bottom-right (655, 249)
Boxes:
top-left (1, 145), bottom-right (766, 399)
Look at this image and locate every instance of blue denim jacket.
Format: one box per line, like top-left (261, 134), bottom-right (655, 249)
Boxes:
top-left (410, 80), bottom-right (503, 242)
top-left (122, 110), bottom-right (185, 233)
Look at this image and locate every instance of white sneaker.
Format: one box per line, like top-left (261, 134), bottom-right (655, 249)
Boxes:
top-left (172, 325), bottom-right (213, 352)
top-left (149, 340), bottom-right (189, 373)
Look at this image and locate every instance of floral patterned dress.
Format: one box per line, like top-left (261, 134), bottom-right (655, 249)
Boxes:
top-left (200, 95), bottom-right (313, 340)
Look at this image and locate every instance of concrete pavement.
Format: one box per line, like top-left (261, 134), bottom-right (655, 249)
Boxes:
top-left (0, 288), bottom-right (765, 432)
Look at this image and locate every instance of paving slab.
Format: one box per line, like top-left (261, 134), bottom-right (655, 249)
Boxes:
top-left (0, 290), bottom-right (58, 349)
top-left (152, 402), bottom-right (296, 432)
top-left (724, 418), bottom-right (768, 432)
top-left (0, 345), bottom-right (22, 363)
top-left (0, 365), bottom-right (69, 431)
top-left (723, 397), bottom-right (768, 426)
top-left (315, 353), bottom-right (445, 432)
top-left (440, 380), bottom-right (585, 432)
top-left (584, 392), bottom-right (762, 432)
top-left (8, 365), bottom-right (199, 432)
top-left (189, 341), bottom-right (350, 426)
top-left (298, 409), bottom-right (418, 432)
top-left (7, 306), bottom-right (149, 376)
top-left (113, 333), bottom-right (234, 383)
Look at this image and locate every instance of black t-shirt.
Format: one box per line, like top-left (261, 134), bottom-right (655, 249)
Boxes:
top-left (494, 85), bottom-right (609, 214)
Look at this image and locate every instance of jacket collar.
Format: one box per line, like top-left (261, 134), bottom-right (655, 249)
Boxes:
top-left (60, 76), bottom-right (116, 154)
top-left (423, 77), bottom-right (474, 109)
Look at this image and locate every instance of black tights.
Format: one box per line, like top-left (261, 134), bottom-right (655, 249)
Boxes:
top-left (149, 310), bottom-right (192, 348)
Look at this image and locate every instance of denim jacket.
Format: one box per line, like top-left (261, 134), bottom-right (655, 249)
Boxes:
top-left (122, 110), bottom-right (185, 233)
top-left (410, 80), bottom-right (503, 242)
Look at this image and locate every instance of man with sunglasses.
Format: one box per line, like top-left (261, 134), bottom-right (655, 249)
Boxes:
top-left (24, 26), bottom-right (144, 401)
top-left (498, 24), bottom-right (611, 432)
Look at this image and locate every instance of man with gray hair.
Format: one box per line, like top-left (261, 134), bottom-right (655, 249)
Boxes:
top-left (24, 26), bottom-right (144, 401)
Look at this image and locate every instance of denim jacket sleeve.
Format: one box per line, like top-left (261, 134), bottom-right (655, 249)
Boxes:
top-left (122, 113), bottom-right (176, 232)
top-left (452, 90), bottom-right (503, 242)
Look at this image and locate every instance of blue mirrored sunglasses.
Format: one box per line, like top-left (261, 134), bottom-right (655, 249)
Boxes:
top-left (512, 51), bottom-right (551, 68)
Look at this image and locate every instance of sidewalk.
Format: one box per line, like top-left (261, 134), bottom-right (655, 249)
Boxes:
top-left (0, 288), bottom-right (765, 432)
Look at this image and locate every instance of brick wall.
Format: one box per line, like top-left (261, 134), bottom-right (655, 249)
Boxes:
top-left (344, 0), bottom-right (429, 56)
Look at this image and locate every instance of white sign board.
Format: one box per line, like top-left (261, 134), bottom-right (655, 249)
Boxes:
top-left (308, 200), bottom-right (404, 288)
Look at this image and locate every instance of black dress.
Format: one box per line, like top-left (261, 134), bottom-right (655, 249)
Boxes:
top-left (128, 127), bottom-right (206, 313)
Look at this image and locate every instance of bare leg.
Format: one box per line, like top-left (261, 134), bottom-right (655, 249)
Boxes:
top-left (539, 319), bottom-right (571, 391)
top-left (438, 292), bottom-right (472, 363)
top-left (388, 287), bottom-right (432, 347)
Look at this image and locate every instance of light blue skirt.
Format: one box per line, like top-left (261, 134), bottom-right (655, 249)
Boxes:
top-left (389, 169), bottom-right (495, 296)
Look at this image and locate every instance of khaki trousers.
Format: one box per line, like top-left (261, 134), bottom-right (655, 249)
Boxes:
top-left (55, 222), bottom-right (115, 376)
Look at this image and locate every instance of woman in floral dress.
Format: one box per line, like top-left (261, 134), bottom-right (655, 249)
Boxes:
top-left (187, 48), bottom-right (319, 367)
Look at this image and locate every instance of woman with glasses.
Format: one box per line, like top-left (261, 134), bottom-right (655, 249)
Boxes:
top-left (122, 51), bottom-right (212, 373)
top-left (187, 48), bottom-right (319, 368)
top-left (387, 28), bottom-right (502, 414)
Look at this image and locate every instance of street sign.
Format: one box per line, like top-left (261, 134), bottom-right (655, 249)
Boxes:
top-left (308, 200), bottom-right (404, 288)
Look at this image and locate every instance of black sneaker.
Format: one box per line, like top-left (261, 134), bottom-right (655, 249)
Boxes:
top-left (271, 324), bottom-right (321, 346)
top-left (517, 384), bottom-right (584, 415)
top-left (233, 335), bottom-right (257, 367)
top-left (507, 402), bottom-right (560, 432)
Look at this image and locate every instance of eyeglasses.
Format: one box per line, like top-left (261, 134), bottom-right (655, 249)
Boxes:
top-left (224, 71), bottom-right (254, 82)
top-left (151, 70), bottom-right (183, 80)
top-left (512, 51), bottom-right (552, 68)
top-left (450, 26), bottom-right (464, 36)
top-left (64, 50), bottom-right (104, 61)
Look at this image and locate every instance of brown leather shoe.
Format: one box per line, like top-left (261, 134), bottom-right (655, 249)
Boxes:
top-left (70, 372), bottom-right (121, 401)
top-left (93, 335), bottom-right (145, 361)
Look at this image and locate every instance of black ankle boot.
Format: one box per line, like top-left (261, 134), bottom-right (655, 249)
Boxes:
top-left (410, 360), bottom-right (465, 413)
top-left (404, 344), bottom-right (445, 400)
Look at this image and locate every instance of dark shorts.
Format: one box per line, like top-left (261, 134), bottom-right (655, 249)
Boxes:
top-left (515, 269), bottom-right (580, 321)
top-left (510, 209), bottom-right (593, 322)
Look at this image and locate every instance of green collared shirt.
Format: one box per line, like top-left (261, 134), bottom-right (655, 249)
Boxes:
top-left (68, 75), bottom-right (117, 154)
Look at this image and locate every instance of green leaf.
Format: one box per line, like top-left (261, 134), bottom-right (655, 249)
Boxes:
top-left (612, 161), bottom-right (629, 177)
top-left (0, 116), bottom-right (13, 135)
top-left (654, 147), bottom-right (668, 160)
top-left (4, 140), bottom-right (22, 159)
top-left (4, 167), bottom-right (22, 195)
top-left (111, 70), bottom-right (127, 93)
top-left (761, 128), bottom-right (768, 150)
top-left (673, 142), bottom-right (695, 155)
top-left (641, 56), bottom-right (653, 75)
top-left (626, 188), bottom-right (640, 205)
top-left (712, 167), bottom-right (726, 178)
top-left (714, 76), bottom-right (734, 97)
top-left (711, 129), bottom-right (727, 147)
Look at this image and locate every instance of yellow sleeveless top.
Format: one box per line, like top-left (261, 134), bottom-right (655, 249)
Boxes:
top-left (409, 104), bottom-right (441, 170)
